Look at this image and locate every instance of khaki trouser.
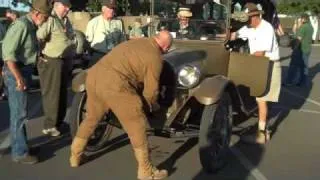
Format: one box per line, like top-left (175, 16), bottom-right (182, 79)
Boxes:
top-left (37, 57), bottom-right (72, 129)
top-left (75, 68), bottom-right (148, 148)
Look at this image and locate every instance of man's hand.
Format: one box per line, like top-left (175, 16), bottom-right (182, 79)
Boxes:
top-left (16, 77), bottom-right (26, 91)
top-left (151, 102), bottom-right (161, 113)
top-left (6, 61), bottom-right (26, 91)
top-left (253, 51), bottom-right (265, 57)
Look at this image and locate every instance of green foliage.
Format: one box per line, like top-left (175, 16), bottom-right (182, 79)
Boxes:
top-left (86, 0), bottom-right (102, 12)
top-left (278, 0), bottom-right (320, 15)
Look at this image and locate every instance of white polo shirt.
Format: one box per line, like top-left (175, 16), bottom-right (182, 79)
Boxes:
top-left (236, 19), bottom-right (280, 61)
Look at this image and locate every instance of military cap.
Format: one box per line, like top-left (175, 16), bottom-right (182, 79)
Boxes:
top-left (243, 3), bottom-right (264, 17)
top-left (101, 0), bottom-right (117, 9)
top-left (31, 0), bottom-right (52, 15)
top-left (54, 0), bottom-right (72, 7)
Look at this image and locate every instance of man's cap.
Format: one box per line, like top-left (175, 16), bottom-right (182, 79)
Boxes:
top-left (101, 0), bottom-right (117, 9)
top-left (177, 7), bottom-right (192, 18)
top-left (31, 0), bottom-right (52, 15)
top-left (243, 3), bottom-right (264, 17)
top-left (301, 13), bottom-right (309, 20)
top-left (54, 0), bottom-right (72, 7)
top-left (6, 8), bottom-right (19, 14)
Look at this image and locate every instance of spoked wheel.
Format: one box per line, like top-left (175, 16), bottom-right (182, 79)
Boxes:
top-left (69, 92), bottom-right (114, 152)
top-left (199, 92), bottom-right (233, 173)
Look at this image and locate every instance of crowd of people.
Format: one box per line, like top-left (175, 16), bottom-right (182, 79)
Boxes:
top-left (0, 0), bottom-right (318, 179)
top-left (0, 0), bottom-right (170, 179)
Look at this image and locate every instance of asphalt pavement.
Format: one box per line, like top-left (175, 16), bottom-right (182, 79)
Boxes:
top-left (0, 46), bottom-right (320, 180)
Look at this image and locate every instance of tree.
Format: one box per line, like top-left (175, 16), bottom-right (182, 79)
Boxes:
top-left (277, 0), bottom-right (320, 15)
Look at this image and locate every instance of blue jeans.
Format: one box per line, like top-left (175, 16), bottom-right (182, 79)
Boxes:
top-left (2, 65), bottom-right (32, 159)
top-left (285, 48), bottom-right (304, 84)
top-left (302, 52), bottom-right (310, 76)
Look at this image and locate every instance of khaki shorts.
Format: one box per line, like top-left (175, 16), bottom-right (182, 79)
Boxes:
top-left (256, 61), bottom-right (282, 102)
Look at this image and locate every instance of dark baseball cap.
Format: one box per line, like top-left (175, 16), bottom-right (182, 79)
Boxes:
top-left (54, 0), bottom-right (72, 7)
top-left (101, 0), bottom-right (117, 9)
top-left (301, 13), bottom-right (309, 20)
top-left (32, 0), bottom-right (52, 15)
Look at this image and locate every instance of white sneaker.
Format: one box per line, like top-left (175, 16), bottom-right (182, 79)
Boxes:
top-left (42, 128), bottom-right (61, 137)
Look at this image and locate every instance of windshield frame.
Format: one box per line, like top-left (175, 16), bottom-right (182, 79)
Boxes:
top-left (148, 0), bottom-right (231, 42)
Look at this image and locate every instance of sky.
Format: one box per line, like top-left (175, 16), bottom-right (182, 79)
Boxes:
top-left (0, 0), bottom-right (30, 12)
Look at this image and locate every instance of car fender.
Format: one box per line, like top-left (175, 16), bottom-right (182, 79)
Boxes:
top-left (72, 70), bottom-right (87, 92)
top-left (192, 75), bottom-right (231, 105)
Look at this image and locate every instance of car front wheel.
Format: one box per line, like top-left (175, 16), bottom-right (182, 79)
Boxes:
top-left (69, 92), bottom-right (114, 152)
top-left (199, 92), bottom-right (233, 173)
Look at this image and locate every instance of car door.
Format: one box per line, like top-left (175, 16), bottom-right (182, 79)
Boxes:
top-left (227, 52), bottom-right (272, 113)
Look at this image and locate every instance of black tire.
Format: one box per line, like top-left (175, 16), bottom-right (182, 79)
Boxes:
top-left (69, 92), bottom-right (113, 152)
top-left (199, 92), bottom-right (233, 173)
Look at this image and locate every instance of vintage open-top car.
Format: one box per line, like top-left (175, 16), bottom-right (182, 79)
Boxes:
top-left (69, 0), bottom-right (274, 173)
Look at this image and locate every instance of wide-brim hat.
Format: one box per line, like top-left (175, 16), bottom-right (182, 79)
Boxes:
top-left (243, 3), bottom-right (264, 17)
top-left (177, 7), bottom-right (192, 18)
top-left (54, 0), bottom-right (72, 8)
top-left (32, 0), bottom-right (52, 15)
top-left (101, 0), bottom-right (117, 9)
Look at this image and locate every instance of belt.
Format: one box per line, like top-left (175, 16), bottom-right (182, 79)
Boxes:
top-left (41, 54), bottom-right (64, 61)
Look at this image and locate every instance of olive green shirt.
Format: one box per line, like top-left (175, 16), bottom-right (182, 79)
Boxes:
top-left (297, 22), bottom-right (313, 54)
top-left (37, 11), bottom-right (75, 58)
top-left (0, 22), bottom-right (6, 59)
top-left (2, 15), bottom-right (38, 65)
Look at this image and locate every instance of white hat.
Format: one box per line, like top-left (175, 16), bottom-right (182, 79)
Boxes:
top-left (177, 7), bottom-right (192, 18)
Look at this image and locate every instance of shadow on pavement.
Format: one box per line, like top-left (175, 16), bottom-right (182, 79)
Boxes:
top-left (157, 138), bottom-right (198, 176)
top-left (270, 62), bottom-right (320, 136)
top-left (83, 133), bottom-right (130, 165)
top-left (30, 125), bottom-right (72, 162)
top-left (192, 143), bottom-right (265, 180)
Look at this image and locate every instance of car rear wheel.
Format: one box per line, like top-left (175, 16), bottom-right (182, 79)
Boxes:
top-left (199, 92), bottom-right (233, 173)
top-left (69, 92), bottom-right (114, 152)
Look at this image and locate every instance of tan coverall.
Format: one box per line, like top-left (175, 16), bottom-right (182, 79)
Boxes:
top-left (75, 38), bottom-right (163, 148)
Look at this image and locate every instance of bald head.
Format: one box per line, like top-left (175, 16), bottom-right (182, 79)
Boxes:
top-left (154, 30), bottom-right (173, 54)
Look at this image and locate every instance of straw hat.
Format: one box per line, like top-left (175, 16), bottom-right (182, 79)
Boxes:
top-left (177, 7), bottom-right (192, 18)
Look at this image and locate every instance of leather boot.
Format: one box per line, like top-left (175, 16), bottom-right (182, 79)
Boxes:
top-left (133, 144), bottom-right (168, 180)
top-left (241, 129), bottom-right (271, 144)
top-left (70, 137), bottom-right (88, 167)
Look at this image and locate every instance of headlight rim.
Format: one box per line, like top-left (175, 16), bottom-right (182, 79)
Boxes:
top-left (177, 65), bottom-right (201, 89)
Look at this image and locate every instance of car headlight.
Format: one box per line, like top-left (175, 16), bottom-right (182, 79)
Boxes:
top-left (178, 65), bottom-right (201, 88)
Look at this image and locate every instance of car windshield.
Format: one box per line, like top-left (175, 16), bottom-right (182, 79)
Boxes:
top-left (154, 0), bottom-right (228, 41)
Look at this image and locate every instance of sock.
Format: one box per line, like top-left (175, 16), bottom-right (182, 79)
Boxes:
top-left (258, 121), bottom-right (266, 131)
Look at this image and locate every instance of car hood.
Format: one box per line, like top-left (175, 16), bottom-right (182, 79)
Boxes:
top-left (163, 48), bottom-right (207, 73)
